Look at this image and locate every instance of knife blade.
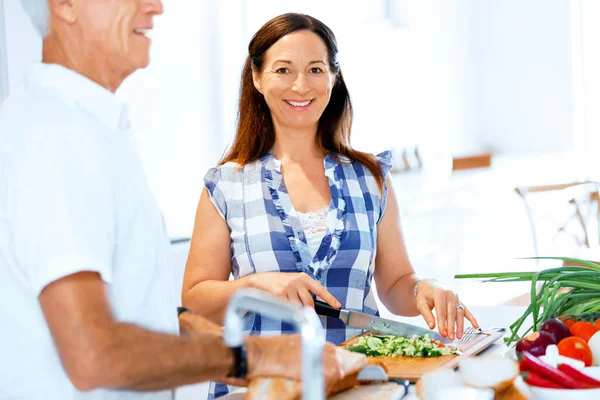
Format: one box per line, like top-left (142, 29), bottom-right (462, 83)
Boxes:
top-left (314, 300), bottom-right (452, 344)
top-left (356, 365), bottom-right (389, 381)
top-left (356, 366), bottom-right (410, 398)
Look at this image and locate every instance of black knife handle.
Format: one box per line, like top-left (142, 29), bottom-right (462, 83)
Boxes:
top-left (314, 300), bottom-right (341, 319)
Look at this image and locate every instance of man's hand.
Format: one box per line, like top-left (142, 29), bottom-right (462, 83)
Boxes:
top-left (245, 335), bottom-right (343, 390)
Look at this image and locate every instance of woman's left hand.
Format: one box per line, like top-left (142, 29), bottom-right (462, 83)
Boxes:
top-left (415, 280), bottom-right (479, 340)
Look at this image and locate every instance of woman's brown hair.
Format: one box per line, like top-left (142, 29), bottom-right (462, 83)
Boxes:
top-left (220, 13), bottom-right (385, 191)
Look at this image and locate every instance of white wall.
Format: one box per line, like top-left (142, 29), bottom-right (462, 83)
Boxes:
top-left (474, 0), bottom-right (574, 154)
top-left (3, 0), bottom-right (42, 95)
top-left (388, 0), bottom-right (480, 156)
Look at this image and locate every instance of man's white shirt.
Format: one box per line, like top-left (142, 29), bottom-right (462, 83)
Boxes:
top-left (0, 63), bottom-right (178, 399)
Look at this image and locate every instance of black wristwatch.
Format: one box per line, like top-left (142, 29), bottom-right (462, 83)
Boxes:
top-left (226, 345), bottom-right (248, 379)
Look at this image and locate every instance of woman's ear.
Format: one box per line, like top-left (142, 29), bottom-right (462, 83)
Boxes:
top-left (252, 69), bottom-right (262, 94)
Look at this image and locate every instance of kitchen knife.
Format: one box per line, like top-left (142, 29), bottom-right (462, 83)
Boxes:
top-left (314, 300), bottom-right (452, 344)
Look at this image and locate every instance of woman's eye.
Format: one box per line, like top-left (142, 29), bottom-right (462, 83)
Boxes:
top-left (310, 67), bottom-right (323, 74)
top-left (276, 68), bottom-right (289, 74)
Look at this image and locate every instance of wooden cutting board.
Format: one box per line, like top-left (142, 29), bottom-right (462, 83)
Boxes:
top-left (339, 331), bottom-right (505, 382)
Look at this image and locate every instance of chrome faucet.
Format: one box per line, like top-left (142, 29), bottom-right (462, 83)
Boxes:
top-left (223, 289), bottom-right (326, 400)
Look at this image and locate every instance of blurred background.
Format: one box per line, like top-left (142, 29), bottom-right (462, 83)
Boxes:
top-left (3, 0), bottom-right (600, 306)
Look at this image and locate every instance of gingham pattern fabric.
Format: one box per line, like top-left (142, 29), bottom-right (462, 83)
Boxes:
top-left (206, 151), bottom-right (393, 399)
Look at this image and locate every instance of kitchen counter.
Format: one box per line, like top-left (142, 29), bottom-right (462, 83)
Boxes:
top-left (214, 305), bottom-right (532, 400)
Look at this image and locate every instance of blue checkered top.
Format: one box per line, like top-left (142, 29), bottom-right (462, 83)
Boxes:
top-left (205, 150), bottom-right (393, 398)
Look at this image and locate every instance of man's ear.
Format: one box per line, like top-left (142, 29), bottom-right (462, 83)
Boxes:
top-left (48, 0), bottom-right (78, 24)
top-left (251, 69), bottom-right (262, 94)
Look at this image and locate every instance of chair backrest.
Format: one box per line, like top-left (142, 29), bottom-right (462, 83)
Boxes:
top-left (514, 181), bottom-right (600, 257)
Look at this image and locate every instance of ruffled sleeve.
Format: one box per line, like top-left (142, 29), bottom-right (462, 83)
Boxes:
top-left (203, 167), bottom-right (227, 221)
top-left (375, 150), bottom-right (394, 225)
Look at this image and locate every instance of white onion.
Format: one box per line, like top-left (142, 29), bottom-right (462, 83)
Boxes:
top-left (416, 368), bottom-right (464, 400)
top-left (588, 331), bottom-right (600, 366)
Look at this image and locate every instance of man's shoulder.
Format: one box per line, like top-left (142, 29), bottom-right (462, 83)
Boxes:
top-left (1, 87), bottom-right (96, 136)
top-left (0, 87), bottom-right (108, 154)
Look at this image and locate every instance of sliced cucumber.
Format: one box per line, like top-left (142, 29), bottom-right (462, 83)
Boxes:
top-left (348, 333), bottom-right (459, 358)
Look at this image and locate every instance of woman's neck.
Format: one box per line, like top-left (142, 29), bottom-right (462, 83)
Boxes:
top-left (270, 129), bottom-right (325, 164)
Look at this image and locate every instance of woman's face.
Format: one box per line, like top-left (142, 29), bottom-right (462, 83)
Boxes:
top-left (253, 30), bottom-right (336, 133)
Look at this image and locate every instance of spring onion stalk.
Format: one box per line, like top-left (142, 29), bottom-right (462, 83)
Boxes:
top-left (455, 257), bottom-right (600, 346)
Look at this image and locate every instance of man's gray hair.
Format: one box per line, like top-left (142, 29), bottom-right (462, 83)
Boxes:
top-left (20, 0), bottom-right (50, 37)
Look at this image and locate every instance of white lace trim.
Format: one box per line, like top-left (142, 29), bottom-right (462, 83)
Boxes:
top-left (297, 206), bottom-right (329, 234)
top-left (297, 206), bottom-right (329, 259)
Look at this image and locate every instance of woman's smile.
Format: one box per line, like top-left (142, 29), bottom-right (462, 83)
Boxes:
top-left (284, 99), bottom-right (314, 110)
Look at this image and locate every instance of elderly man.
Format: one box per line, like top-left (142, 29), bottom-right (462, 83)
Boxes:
top-left (0, 1), bottom-right (342, 398)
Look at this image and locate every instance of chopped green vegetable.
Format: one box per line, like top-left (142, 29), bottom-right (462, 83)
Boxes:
top-left (347, 333), bottom-right (459, 357)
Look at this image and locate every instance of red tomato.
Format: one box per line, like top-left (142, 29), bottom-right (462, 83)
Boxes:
top-left (557, 336), bottom-right (593, 366)
top-left (594, 318), bottom-right (600, 330)
top-left (559, 315), bottom-right (576, 329)
top-left (570, 321), bottom-right (599, 342)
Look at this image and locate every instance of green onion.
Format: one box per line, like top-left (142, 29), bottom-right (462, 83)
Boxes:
top-left (455, 257), bottom-right (600, 346)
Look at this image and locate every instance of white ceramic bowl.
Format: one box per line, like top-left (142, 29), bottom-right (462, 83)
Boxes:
top-left (528, 366), bottom-right (600, 400)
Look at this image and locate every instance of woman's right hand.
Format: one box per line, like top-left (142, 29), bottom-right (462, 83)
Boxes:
top-left (247, 272), bottom-right (341, 309)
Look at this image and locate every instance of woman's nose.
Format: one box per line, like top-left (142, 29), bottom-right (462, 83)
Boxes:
top-left (292, 74), bottom-right (310, 94)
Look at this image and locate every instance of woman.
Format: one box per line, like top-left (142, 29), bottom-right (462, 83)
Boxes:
top-left (182, 13), bottom-right (478, 398)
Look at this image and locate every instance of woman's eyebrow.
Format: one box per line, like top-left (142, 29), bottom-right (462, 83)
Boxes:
top-left (272, 60), bottom-right (326, 65)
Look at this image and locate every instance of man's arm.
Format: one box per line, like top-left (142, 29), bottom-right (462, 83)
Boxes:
top-left (39, 271), bottom-right (234, 391)
top-left (40, 272), bottom-right (336, 392)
